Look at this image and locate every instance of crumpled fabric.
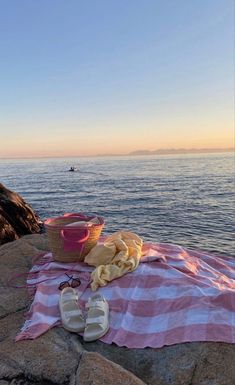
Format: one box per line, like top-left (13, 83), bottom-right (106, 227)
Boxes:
top-left (84, 231), bottom-right (143, 290)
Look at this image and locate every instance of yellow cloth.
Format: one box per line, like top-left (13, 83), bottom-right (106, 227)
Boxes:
top-left (84, 231), bottom-right (143, 291)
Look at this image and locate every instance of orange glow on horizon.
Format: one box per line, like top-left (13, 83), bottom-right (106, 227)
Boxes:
top-left (0, 116), bottom-right (234, 158)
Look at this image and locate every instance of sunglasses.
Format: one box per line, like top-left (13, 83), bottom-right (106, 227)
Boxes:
top-left (58, 273), bottom-right (81, 291)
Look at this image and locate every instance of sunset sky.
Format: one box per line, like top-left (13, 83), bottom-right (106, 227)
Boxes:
top-left (0, 0), bottom-right (234, 158)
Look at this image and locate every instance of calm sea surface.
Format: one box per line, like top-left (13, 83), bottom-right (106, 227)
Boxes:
top-left (0, 153), bottom-right (234, 257)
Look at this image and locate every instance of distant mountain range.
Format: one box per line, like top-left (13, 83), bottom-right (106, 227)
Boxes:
top-left (97, 148), bottom-right (234, 157)
top-left (128, 148), bottom-right (234, 155)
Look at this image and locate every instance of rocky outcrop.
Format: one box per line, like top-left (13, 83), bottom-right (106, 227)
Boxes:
top-left (0, 184), bottom-right (41, 245)
top-left (0, 234), bottom-right (235, 385)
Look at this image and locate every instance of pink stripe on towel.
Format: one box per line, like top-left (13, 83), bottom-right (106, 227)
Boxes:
top-left (16, 242), bottom-right (235, 348)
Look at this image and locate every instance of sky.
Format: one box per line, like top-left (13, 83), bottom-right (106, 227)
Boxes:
top-left (0, 0), bottom-right (234, 158)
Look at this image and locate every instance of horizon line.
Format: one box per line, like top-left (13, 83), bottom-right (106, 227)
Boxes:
top-left (0, 147), bottom-right (234, 160)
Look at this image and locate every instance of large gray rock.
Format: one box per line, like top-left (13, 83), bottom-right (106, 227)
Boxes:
top-left (0, 184), bottom-right (41, 245)
top-left (76, 352), bottom-right (145, 385)
top-left (0, 234), bottom-right (234, 385)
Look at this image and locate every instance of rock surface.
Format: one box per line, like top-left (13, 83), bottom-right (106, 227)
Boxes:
top-left (0, 234), bottom-right (235, 385)
top-left (0, 184), bottom-right (41, 246)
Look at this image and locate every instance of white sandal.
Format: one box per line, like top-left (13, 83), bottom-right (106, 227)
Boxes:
top-left (59, 287), bottom-right (85, 332)
top-left (83, 294), bottom-right (109, 342)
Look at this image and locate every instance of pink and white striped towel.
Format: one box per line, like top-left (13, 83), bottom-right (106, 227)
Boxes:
top-left (16, 242), bottom-right (235, 348)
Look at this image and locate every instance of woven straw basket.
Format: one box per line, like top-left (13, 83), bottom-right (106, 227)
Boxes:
top-left (44, 213), bottom-right (104, 262)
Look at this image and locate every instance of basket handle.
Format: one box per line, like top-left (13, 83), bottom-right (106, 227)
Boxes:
top-left (60, 228), bottom-right (90, 253)
top-left (63, 213), bottom-right (94, 221)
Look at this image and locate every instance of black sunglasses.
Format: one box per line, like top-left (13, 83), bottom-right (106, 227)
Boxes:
top-left (58, 273), bottom-right (81, 291)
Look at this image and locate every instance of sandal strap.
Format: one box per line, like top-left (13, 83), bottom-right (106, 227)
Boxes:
top-left (86, 316), bottom-right (104, 325)
top-left (62, 294), bottom-right (78, 302)
top-left (65, 309), bottom-right (83, 318)
top-left (85, 300), bottom-right (105, 309)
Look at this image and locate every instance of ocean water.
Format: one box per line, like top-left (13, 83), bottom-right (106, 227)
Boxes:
top-left (0, 153), bottom-right (234, 257)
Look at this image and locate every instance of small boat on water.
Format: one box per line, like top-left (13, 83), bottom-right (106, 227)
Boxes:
top-left (69, 166), bottom-right (76, 172)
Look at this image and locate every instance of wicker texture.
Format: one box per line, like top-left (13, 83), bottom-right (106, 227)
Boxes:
top-left (45, 214), bottom-right (104, 262)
